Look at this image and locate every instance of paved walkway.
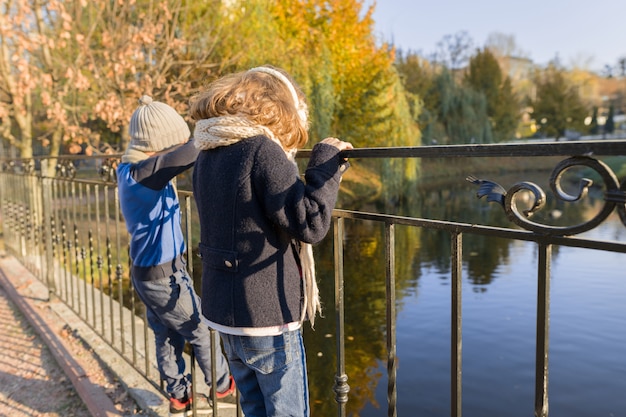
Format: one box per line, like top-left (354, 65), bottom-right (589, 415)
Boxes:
top-left (0, 243), bottom-right (239, 417)
top-left (0, 280), bottom-right (92, 416)
top-left (0, 248), bottom-right (154, 416)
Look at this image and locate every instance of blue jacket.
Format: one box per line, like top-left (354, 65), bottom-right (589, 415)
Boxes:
top-left (193, 136), bottom-right (348, 328)
top-left (117, 140), bottom-right (199, 279)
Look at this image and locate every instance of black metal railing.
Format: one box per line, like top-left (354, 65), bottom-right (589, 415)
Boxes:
top-left (1, 139), bottom-right (626, 417)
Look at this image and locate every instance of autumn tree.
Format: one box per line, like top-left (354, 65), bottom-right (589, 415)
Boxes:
top-left (0, 0), bottom-right (232, 158)
top-left (0, 0), bottom-right (35, 158)
top-left (463, 48), bottom-right (519, 141)
top-left (0, 0), bottom-right (83, 159)
top-left (1, 0), bottom-right (420, 168)
top-left (82, 0), bottom-right (229, 152)
top-left (215, 0), bottom-right (419, 147)
top-left (304, 0), bottom-right (421, 201)
top-left (530, 65), bottom-right (587, 140)
top-left (0, 0), bottom-right (132, 162)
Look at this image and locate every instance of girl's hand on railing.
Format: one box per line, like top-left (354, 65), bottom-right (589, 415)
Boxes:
top-left (320, 137), bottom-right (353, 162)
top-left (320, 137), bottom-right (353, 152)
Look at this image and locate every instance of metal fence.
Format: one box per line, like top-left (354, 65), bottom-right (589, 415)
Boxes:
top-left (1, 140), bottom-right (626, 417)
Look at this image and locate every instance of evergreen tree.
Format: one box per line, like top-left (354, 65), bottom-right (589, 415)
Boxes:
top-left (463, 48), bottom-right (519, 142)
top-left (531, 65), bottom-right (587, 140)
top-left (438, 69), bottom-right (493, 144)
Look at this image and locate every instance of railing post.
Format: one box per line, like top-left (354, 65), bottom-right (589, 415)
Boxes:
top-left (385, 223), bottom-right (398, 417)
top-left (18, 173), bottom-right (27, 258)
top-left (114, 186), bottom-right (125, 353)
top-left (41, 160), bottom-right (56, 297)
top-left (535, 242), bottom-right (551, 417)
top-left (333, 217), bottom-right (350, 417)
top-left (451, 231), bottom-right (463, 417)
top-left (26, 163), bottom-right (39, 273)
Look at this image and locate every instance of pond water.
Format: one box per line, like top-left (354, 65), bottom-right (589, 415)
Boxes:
top-left (304, 170), bottom-right (626, 417)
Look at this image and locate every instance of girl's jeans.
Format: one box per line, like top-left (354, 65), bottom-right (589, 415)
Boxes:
top-left (220, 329), bottom-right (310, 417)
top-left (132, 270), bottom-right (231, 399)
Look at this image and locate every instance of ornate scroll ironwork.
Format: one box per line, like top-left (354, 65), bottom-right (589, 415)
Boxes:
top-left (1, 159), bottom-right (35, 174)
top-left (99, 158), bottom-right (118, 182)
top-left (467, 155), bottom-right (626, 236)
top-left (55, 159), bottom-right (76, 179)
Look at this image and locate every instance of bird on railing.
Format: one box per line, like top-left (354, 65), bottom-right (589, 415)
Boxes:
top-left (466, 175), bottom-right (507, 207)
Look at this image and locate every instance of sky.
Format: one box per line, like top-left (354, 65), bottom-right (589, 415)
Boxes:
top-left (367, 0), bottom-right (626, 72)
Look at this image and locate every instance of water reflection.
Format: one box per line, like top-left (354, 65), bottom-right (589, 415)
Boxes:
top-left (305, 173), bottom-right (626, 417)
top-left (306, 219), bottom-right (393, 416)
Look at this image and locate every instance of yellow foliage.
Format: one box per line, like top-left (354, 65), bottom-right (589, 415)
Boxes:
top-left (217, 0), bottom-right (416, 148)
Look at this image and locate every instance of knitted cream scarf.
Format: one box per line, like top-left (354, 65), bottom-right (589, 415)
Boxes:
top-left (195, 116), bottom-right (321, 329)
top-left (121, 148), bottom-right (149, 164)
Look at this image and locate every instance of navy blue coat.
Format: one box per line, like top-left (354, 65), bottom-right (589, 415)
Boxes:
top-left (192, 135), bottom-right (348, 328)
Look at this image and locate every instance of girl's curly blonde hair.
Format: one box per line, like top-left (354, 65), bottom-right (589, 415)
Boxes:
top-left (189, 65), bottom-right (309, 151)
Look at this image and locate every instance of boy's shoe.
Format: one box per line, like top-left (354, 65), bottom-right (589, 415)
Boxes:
top-left (168, 393), bottom-right (192, 417)
top-left (212, 375), bottom-right (237, 404)
top-left (169, 392), bottom-right (212, 416)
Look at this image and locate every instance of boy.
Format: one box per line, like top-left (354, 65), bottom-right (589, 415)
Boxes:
top-left (117, 95), bottom-right (235, 416)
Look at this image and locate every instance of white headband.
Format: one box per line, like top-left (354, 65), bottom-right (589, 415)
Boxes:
top-left (248, 66), bottom-right (307, 125)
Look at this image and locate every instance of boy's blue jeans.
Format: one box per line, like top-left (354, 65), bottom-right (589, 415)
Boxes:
top-left (220, 329), bottom-right (309, 417)
top-left (132, 270), bottom-right (231, 399)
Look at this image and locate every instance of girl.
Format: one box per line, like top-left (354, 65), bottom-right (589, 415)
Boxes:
top-left (190, 65), bottom-right (352, 416)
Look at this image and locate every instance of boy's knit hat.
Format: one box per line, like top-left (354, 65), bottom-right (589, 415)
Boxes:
top-left (128, 95), bottom-right (190, 152)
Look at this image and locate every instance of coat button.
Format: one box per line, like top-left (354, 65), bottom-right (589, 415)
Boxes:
top-left (224, 260), bottom-right (233, 268)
